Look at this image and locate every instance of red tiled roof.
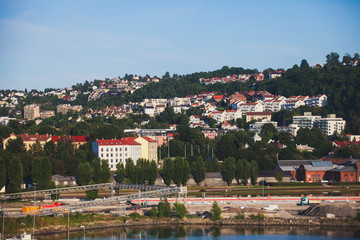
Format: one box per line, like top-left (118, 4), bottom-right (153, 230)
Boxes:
top-left (52, 135), bottom-right (89, 142)
top-left (96, 139), bottom-right (140, 146)
top-left (17, 134), bottom-right (51, 142)
top-left (246, 111), bottom-right (271, 116)
top-left (142, 136), bottom-right (157, 143)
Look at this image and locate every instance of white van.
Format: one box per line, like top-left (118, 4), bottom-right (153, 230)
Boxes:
top-left (261, 205), bottom-right (279, 211)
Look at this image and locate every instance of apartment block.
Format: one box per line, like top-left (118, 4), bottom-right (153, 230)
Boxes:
top-left (24, 104), bottom-right (40, 120)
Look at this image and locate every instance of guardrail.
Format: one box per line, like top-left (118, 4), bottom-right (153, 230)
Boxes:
top-left (1, 183), bottom-right (171, 200)
top-left (13, 186), bottom-right (180, 217)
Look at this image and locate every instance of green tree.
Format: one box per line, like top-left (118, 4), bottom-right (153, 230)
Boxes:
top-left (77, 162), bottom-right (92, 186)
top-left (149, 207), bottom-right (158, 218)
top-left (158, 199), bottom-right (171, 217)
top-left (0, 157), bottom-right (5, 190)
top-left (172, 202), bottom-right (187, 220)
top-left (100, 160), bottom-right (111, 183)
top-left (148, 160), bottom-right (158, 185)
top-left (210, 201), bottom-right (221, 221)
top-left (191, 156), bottom-right (206, 185)
top-left (7, 157), bottom-right (23, 193)
top-left (250, 160), bottom-right (259, 185)
top-left (300, 59), bottom-right (310, 70)
top-left (162, 158), bottom-right (174, 186)
top-left (92, 158), bottom-right (102, 184)
top-left (6, 137), bottom-right (26, 154)
top-left (86, 190), bottom-right (98, 200)
top-left (275, 172), bottom-right (283, 184)
top-left (115, 162), bottom-right (125, 183)
top-left (125, 158), bottom-right (137, 183)
top-left (32, 157), bottom-right (53, 190)
top-left (222, 157), bottom-right (235, 185)
top-left (326, 52), bottom-right (340, 65)
top-left (235, 159), bottom-right (250, 186)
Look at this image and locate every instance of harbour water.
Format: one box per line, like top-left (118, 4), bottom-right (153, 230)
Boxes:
top-left (37, 225), bottom-right (360, 240)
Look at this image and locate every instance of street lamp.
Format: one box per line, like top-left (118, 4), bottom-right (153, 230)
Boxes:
top-left (80, 225), bottom-right (85, 240)
top-left (33, 183), bottom-right (37, 238)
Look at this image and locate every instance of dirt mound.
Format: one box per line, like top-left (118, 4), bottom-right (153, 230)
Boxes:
top-left (274, 210), bottom-right (296, 219)
top-left (302, 205), bottom-right (356, 218)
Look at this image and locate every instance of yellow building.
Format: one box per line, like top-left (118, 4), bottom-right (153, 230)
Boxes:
top-left (3, 133), bottom-right (52, 151)
top-left (123, 137), bottom-right (158, 162)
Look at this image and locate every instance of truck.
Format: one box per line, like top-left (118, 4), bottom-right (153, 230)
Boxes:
top-left (300, 197), bottom-right (321, 206)
top-left (261, 205), bottom-right (279, 211)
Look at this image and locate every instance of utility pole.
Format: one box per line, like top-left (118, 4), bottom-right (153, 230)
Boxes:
top-left (33, 183), bottom-right (37, 238)
top-left (185, 144), bottom-right (186, 157)
top-left (191, 144), bottom-right (193, 156)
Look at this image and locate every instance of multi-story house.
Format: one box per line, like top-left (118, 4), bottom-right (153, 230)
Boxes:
top-left (24, 104), bottom-right (40, 120)
top-left (3, 133), bottom-right (52, 151)
top-left (313, 114), bottom-right (346, 136)
top-left (92, 138), bottom-right (142, 170)
top-left (292, 112), bottom-right (321, 129)
top-left (237, 102), bottom-right (264, 115)
top-left (246, 111), bottom-right (271, 123)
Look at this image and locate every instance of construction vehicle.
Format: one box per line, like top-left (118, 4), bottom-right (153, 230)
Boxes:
top-left (300, 197), bottom-right (321, 206)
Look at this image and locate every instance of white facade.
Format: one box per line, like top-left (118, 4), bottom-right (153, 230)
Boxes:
top-left (92, 139), bottom-right (141, 171)
top-left (238, 102), bottom-right (264, 115)
top-left (292, 112), bottom-right (321, 129)
top-left (313, 114), bottom-right (346, 136)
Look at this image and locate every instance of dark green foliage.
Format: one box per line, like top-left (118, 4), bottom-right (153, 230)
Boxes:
top-left (250, 160), bottom-right (259, 185)
top-left (6, 137), bottom-right (26, 154)
top-left (7, 157), bottom-right (23, 193)
top-left (125, 158), bottom-right (136, 183)
top-left (115, 162), bottom-right (125, 183)
top-left (91, 158), bottom-right (102, 184)
top-left (275, 172), bottom-right (283, 183)
top-left (148, 160), bottom-right (158, 185)
top-left (32, 157), bottom-right (53, 190)
top-left (149, 207), bottom-right (158, 218)
top-left (173, 157), bottom-right (190, 186)
top-left (162, 158), bottom-right (174, 186)
top-left (222, 157), bottom-right (235, 185)
top-left (0, 157), bottom-right (5, 190)
top-left (191, 156), bottom-right (206, 185)
top-left (86, 190), bottom-right (98, 200)
top-left (100, 160), bottom-right (111, 183)
top-left (158, 199), bottom-right (171, 217)
top-left (77, 162), bottom-right (92, 185)
top-left (210, 201), bottom-right (221, 221)
top-left (172, 202), bottom-right (187, 220)
top-left (235, 159), bottom-right (250, 185)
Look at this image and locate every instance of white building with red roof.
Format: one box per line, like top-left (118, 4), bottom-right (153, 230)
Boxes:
top-left (238, 102), bottom-right (264, 115)
top-left (92, 138), bottom-right (142, 170)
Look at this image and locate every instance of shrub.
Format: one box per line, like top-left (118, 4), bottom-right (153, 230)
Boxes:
top-left (250, 214), bottom-right (256, 220)
top-left (257, 212), bottom-right (265, 220)
top-left (172, 202), bottom-right (187, 220)
top-left (158, 199), bottom-right (171, 217)
top-left (149, 207), bottom-right (158, 218)
top-left (356, 212), bottom-right (360, 221)
top-left (236, 213), bottom-right (245, 219)
top-left (85, 190), bottom-right (98, 200)
top-left (210, 201), bottom-right (221, 221)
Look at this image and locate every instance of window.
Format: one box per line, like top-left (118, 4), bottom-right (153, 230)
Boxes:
top-left (101, 148), bottom-right (103, 152)
top-left (106, 148), bottom-right (109, 152)
top-left (101, 154), bottom-right (103, 157)
top-left (125, 148), bottom-right (127, 151)
top-left (106, 154), bottom-right (109, 157)
top-left (111, 148), bottom-right (113, 151)
top-left (116, 153), bottom-right (118, 157)
top-left (111, 159), bottom-right (113, 163)
top-left (120, 148), bottom-right (122, 151)
top-left (111, 153), bottom-right (113, 157)
top-left (120, 153), bottom-right (122, 157)
top-left (115, 148), bottom-right (118, 151)
top-left (125, 153), bottom-right (128, 157)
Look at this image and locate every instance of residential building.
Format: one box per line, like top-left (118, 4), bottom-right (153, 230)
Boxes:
top-left (249, 119), bottom-right (277, 133)
top-left (304, 95), bottom-right (328, 107)
top-left (40, 110), bottom-right (55, 119)
top-left (246, 111), bottom-right (271, 123)
top-left (122, 137), bottom-right (158, 162)
top-left (292, 112), bottom-right (321, 129)
top-left (313, 114), bottom-right (346, 136)
top-left (24, 104), bottom-right (40, 120)
top-left (92, 138), bottom-right (142, 170)
top-left (52, 175), bottom-right (77, 187)
top-left (57, 104), bottom-right (83, 114)
top-left (238, 102), bottom-right (264, 115)
top-left (0, 116), bottom-right (16, 125)
top-left (3, 133), bottom-right (52, 151)
top-left (51, 135), bottom-right (89, 149)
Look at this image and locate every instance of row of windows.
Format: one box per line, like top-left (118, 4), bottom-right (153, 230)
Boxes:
top-left (101, 147), bottom-right (128, 152)
top-left (101, 153), bottom-right (128, 158)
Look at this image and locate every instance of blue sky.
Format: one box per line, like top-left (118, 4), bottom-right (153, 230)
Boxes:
top-left (0, 0), bottom-right (359, 91)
